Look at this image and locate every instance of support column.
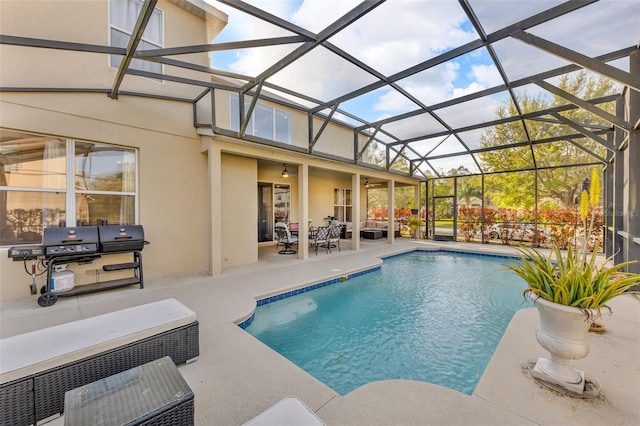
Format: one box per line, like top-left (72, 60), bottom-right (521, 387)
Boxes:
top-left (613, 97), bottom-right (625, 264)
top-left (387, 180), bottom-right (395, 243)
top-left (201, 138), bottom-right (222, 275)
top-left (625, 48), bottom-right (640, 272)
top-left (414, 183), bottom-right (421, 239)
top-left (604, 158), bottom-right (614, 258)
top-left (298, 164), bottom-right (309, 259)
top-left (352, 173), bottom-right (361, 251)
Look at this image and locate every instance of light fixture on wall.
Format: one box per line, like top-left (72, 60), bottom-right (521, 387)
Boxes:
top-left (364, 178), bottom-right (369, 187)
top-left (281, 164), bottom-right (289, 178)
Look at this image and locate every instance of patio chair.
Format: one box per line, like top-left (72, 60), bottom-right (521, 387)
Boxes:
top-left (310, 226), bottom-right (330, 255)
top-left (327, 225), bottom-right (341, 253)
top-left (275, 222), bottom-right (298, 254)
top-left (289, 222), bottom-right (299, 236)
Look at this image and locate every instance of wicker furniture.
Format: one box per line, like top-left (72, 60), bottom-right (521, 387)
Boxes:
top-left (64, 356), bottom-right (194, 426)
top-left (361, 229), bottom-right (383, 240)
top-left (0, 299), bottom-right (199, 426)
top-left (359, 221), bottom-right (401, 238)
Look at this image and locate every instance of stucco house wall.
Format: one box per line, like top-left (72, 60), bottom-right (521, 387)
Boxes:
top-left (0, 92), bottom-right (211, 301)
top-left (222, 154), bottom-right (258, 267)
top-left (0, 0), bottom-right (224, 301)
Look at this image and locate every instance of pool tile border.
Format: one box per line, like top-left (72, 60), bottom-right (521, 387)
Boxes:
top-left (237, 266), bottom-right (381, 329)
top-left (237, 249), bottom-right (520, 329)
top-left (381, 248), bottom-right (521, 261)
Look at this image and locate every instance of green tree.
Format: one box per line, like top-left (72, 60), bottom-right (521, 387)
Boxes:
top-left (456, 175), bottom-right (482, 207)
top-left (479, 71), bottom-right (616, 208)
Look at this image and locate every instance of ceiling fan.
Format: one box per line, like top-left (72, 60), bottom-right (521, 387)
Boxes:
top-left (364, 178), bottom-right (383, 188)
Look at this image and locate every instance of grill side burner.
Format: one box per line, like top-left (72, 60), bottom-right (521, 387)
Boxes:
top-left (98, 225), bottom-right (145, 253)
top-left (43, 226), bottom-right (100, 257)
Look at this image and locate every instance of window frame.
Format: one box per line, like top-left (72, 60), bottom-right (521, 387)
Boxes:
top-left (333, 188), bottom-right (352, 223)
top-left (108, 0), bottom-right (164, 77)
top-left (0, 131), bottom-right (139, 247)
top-left (230, 94), bottom-right (292, 144)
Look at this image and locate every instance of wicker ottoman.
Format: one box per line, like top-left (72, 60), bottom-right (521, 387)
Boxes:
top-left (361, 229), bottom-right (383, 239)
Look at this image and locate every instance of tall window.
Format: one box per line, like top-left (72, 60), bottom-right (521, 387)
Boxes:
top-left (0, 129), bottom-right (138, 246)
top-left (334, 188), bottom-right (352, 222)
top-left (230, 94), bottom-right (292, 144)
top-left (109, 0), bottom-right (163, 74)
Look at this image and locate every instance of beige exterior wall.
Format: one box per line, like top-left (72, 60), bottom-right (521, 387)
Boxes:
top-left (0, 0), bottom-right (224, 100)
top-left (0, 92), bottom-right (210, 301)
top-left (221, 154), bottom-right (257, 267)
top-left (0, 0), bottom-right (222, 301)
top-left (309, 174), bottom-right (353, 226)
top-left (312, 118), bottom-right (356, 160)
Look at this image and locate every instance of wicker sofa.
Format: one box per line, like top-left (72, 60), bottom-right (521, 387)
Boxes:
top-left (0, 299), bottom-right (199, 425)
top-left (359, 221), bottom-right (401, 238)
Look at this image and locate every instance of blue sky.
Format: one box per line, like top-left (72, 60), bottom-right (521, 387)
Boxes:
top-left (203, 0), bottom-right (636, 130)
top-left (205, 0), bottom-right (496, 125)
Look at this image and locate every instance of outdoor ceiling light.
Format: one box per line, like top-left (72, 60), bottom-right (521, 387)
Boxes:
top-left (364, 178), bottom-right (369, 187)
top-left (282, 164), bottom-right (289, 178)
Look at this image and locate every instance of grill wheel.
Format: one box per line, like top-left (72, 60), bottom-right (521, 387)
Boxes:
top-left (37, 293), bottom-right (58, 307)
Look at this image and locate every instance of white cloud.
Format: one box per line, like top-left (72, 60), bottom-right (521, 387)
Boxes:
top-left (205, 0), bottom-right (494, 121)
top-left (452, 82), bottom-right (487, 99)
top-left (470, 64), bottom-right (502, 88)
top-left (291, 0), bottom-right (362, 33)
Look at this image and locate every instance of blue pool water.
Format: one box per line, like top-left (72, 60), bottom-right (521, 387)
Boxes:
top-left (245, 251), bottom-right (531, 395)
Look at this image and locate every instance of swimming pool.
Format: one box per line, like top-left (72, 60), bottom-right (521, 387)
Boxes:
top-left (244, 250), bottom-right (531, 395)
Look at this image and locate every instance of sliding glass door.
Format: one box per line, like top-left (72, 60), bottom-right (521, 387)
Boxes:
top-left (258, 182), bottom-right (290, 242)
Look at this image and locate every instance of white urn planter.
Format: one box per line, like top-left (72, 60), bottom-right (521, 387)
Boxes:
top-left (531, 296), bottom-right (600, 395)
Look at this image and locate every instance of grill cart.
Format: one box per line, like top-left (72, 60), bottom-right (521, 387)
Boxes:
top-left (7, 225), bottom-right (148, 307)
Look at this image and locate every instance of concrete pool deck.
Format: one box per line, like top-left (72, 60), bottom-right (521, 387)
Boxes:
top-left (1, 239), bottom-right (638, 425)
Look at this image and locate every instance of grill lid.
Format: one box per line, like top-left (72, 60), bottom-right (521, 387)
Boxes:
top-left (98, 225), bottom-right (145, 252)
top-left (43, 227), bottom-right (99, 246)
top-left (43, 226), bottom-right (100, 256)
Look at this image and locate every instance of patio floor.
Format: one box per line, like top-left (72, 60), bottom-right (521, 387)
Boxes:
top-left (1, 239), bottom-right (638, 425)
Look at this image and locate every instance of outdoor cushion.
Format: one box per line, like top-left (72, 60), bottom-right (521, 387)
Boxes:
top-left (0, 298), bottom-right (196, 384)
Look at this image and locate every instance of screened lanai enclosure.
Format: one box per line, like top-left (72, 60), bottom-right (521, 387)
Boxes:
top-left (1, 0), bottom-right (638, 268)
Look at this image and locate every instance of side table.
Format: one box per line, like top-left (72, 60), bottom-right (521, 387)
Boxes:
top-left (361, 229), bottom-right (383, 240)
top-left (64, 356), bottom-right (194, 426)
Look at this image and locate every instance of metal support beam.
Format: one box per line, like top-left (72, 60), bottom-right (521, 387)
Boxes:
top-left (535, 80), bottom-right (630, 131)
top-left (564, 139), bottom-right (607, 163)
top-left (310, 103), bottom-right (339, 149)
top-left (550, 112), bottom-right (614, 151)
top-left (512, 30), bottom-right (640, 92)
top-left (240, 81), bottom-right (264, 137)
top-left (357, 127), bottom-right (380, 160)
top-left (0, 34), bottom-right (123, 54)
top-left (109, 0), bottom-right (158, 99)
top-left (135, 35), bottom-right (309, 57)
top-left (238, 0), bottom-right (385, 94)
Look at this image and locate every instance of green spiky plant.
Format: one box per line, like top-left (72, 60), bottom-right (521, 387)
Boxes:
top-left (505, 168), bottom-right (640, 318)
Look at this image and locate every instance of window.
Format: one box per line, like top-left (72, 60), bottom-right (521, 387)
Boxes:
top-left (109, 0), bottom-right (163, 75)
top-left (0, 130), bottom-right (138, 246)
top-left (333, 188), bottom-right (352, 222)
top-left (230, 94), bottom-right (292, 144)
